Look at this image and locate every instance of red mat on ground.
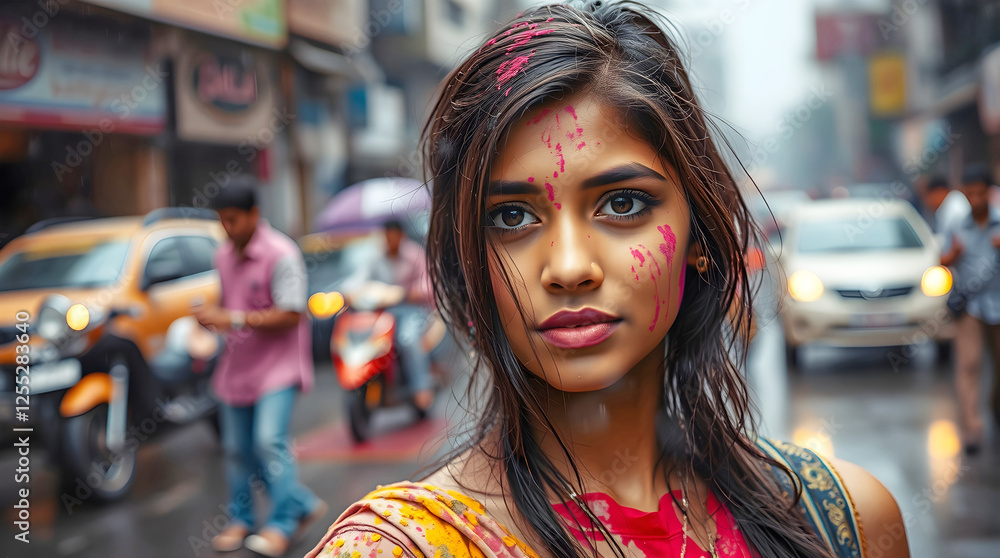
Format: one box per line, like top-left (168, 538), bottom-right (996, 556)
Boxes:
top-left (293, 418), bottom-right (448, 462)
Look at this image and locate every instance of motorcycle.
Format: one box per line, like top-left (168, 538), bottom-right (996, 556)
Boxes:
top-left (313, 283), bottom-right (445, 442)
top-left (35, 295), bottom-right (221, 503)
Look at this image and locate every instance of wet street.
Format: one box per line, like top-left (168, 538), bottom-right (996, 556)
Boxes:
top-left (0, 305), bottom-right (998, 558)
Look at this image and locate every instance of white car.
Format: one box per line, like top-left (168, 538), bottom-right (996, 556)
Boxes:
top-left (778, 199), bottom-right (954, 365)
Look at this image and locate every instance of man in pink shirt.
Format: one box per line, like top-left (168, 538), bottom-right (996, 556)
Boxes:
top-left (196, 179), bottom-right (326, 556)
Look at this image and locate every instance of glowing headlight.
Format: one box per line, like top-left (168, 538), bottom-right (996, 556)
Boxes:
top-left (788, 269), bottom-right (824, 302)
top-left (308, 292), bottom-right (345, 318)
top-left (66, 303), bottom-right (90, 331)
top-left (921, 266), bottom-right (952, 297)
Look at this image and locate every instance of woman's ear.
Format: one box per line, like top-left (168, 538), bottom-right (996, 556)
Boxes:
top-left (685, 241), bottom-right (704, 268)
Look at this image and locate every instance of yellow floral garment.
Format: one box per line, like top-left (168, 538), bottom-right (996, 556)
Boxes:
top-left (304, 482), bottom-right (540, 558)
top-left (306, 439), bottom-right (866, 558)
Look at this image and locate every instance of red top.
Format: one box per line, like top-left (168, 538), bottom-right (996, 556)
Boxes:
top-left (553, 490), bottom-right (756, 557)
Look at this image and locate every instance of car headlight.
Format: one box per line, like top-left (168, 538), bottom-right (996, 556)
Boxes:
top-left (788, 269), bottom-right (824, 302)
top-left (36, 295), bottom-right (72, 341)
top-left (66, 303), bottom-right (90, 331)
top-left (921, 266), bottom-right (952, 297)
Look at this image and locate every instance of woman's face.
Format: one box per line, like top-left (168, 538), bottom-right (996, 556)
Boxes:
top-left (487, 95), bottom-right (695, 392)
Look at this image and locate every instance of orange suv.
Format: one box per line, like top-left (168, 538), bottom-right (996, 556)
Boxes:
top-left (0, 208), bottom-right (224, 503)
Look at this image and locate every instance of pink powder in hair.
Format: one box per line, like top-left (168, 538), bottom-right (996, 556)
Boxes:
top-left (505, 87), bottom-right (512, 96)
top-left (506, 27), bottom-right (553, 55)
top-left (497, 56), bottom-right (531, 88)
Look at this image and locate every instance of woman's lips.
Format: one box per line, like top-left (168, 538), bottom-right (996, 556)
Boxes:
top-left (538, 321), bottom-right (620, 349)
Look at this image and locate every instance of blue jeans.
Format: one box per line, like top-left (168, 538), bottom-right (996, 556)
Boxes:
top-left (219, 386), bottom-right (321, 537)
top-left (386, 305), bottom-right (432, 392)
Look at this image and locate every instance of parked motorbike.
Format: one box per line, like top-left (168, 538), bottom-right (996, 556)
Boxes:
top-left (35, 294), bottom-right (221, 503)
top-left (311, 283), bottom-right (445, 442)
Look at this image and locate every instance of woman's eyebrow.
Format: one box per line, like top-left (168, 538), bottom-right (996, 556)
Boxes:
top-left (581, 163), bottom-right (667, 189)
top-left (487, 180), bottom-right (543, 196)
top-left (487, 163), bottom-right (665, 196)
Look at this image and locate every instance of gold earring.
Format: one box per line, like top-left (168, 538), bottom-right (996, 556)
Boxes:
top-left (695, 256), bottom-right (709, 273)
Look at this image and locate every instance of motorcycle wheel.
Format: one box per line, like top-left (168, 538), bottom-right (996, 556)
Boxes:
top-left (348, 387), bottom-right (372, 443)
top-left (60, 404), bottom-right (137, 504)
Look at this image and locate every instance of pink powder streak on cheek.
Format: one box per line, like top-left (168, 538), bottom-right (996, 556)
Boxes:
top-left (577, 142), bottom-right (586, 150)
top-left (639, 245), bottom-right (660, 277)
top-left (629, 247), bottom-right (645, 266)
top-left (678, 264), bottom-right (686, 307)
top-left (657, 225), bottom-right (676, 263)
top-left (631, 265), bottom-right (639, 281)
top-left (649, 280), bottom-right (660, 332)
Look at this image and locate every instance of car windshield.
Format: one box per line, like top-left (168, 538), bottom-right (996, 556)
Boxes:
top-left (0, 240), bottom-right (131, 292)
top-left (796, 215), bottom-right (923, 254)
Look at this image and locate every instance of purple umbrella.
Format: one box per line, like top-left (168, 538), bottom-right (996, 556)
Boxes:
top-left (315, 178), bottom-right (430, 233)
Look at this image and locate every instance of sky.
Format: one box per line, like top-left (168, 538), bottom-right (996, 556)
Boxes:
top-left (661, 0), bottom-right (889, 140)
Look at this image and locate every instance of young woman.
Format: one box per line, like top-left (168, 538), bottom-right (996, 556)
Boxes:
top-left (307, 3), bottom-right (908, 557)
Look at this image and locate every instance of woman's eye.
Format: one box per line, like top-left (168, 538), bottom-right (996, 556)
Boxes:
top-left (600, 194), bottom-right (648, 217)
top-left (490, 206), bottom-right (539, 229)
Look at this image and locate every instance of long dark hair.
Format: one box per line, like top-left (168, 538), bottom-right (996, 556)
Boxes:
top-left (422, 2), bottom-right (833, 557)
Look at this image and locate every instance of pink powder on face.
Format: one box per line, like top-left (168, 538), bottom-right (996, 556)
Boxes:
top-left (497, 56), bottom-right (531, 88)
top-left (640, 246), bottom-right (660, 277)
top-left (544, 181), bottom-right (556, 204)
top-left (527, 176), bottom-right (534, 182)
top-left (555, 143), bottom-right (565, 172)
top-left (564, 105), bottom-right (584, 139)
top-left (649, 281), bottom-right (661, 332)
top-left (551, 241), bottom-right (554, 247)
top-left (554, 202), bottom-right (562, 209)
top-left (577, 141), bottom-right (586, 150)
top-left (527, 109), bottom-right (551, 126)
top-left (657, 225), bottom-right (676, 263)
top-left (678, 265), bottom-right (686, 306)
top-left (629, 247), bottom-right (645, 266)
top-left (631, 265), bottom-right (639, 281)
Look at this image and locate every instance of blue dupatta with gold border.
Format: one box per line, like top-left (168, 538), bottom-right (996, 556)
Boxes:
top-left (757, 438), bottom-right (868, 558)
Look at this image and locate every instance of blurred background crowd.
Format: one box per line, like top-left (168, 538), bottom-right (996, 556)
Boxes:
top-left (0, 0), bottom-right (997, 557)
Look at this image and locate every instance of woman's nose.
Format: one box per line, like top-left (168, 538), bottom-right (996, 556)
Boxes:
top-left (541, 224), bottom-right (604, 293)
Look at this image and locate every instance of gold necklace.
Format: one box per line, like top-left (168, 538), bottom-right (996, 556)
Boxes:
top-left (679, 484), bottom-right (718, 558)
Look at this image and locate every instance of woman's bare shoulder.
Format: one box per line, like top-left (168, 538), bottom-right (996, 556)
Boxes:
top-left (829, 457), bottom-right (910, 558)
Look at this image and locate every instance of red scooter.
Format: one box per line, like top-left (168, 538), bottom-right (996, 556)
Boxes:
top-left (311, 283), bottom-right (445, 442)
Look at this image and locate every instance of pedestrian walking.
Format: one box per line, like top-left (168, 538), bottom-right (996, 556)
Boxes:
top-left (196, 178), bottom-right (327, 556)
top-left (940, 162), bottom-right (1000, 454)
